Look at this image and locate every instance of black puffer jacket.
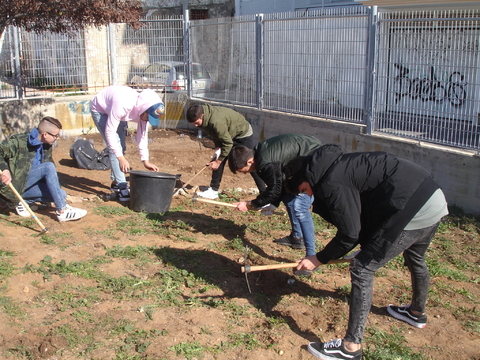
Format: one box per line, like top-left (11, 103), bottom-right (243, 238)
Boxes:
top-left (305, 145), bottom-right (440, 264)
top-left (251, 134), bottom-right (322, 208)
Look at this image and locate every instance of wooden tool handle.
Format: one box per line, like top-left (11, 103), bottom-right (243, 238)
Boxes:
top-left (194, 197), bottom-right (237, 207)
top-left (194, 197), bottom-right (285, 215)
top-left (1, 174), bottom-right (48, 232)
top-left (242, 262), bottom-right (298, 273)
top-left (241, 258), bottom-right (351, 273)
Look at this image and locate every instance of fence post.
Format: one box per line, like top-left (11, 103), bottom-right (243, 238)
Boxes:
top-left (256, 13), bottom-right (264, 110)
top-left (108, 24), bottom-right (117, 86)
top-left (364, 6), bottom-right (377, 135)
top-left (12, 27), bottom-right (23, 100)
top-left (184, 9), bottom-right (192, 98)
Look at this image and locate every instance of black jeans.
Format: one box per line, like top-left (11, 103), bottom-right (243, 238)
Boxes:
top-left (210, 135), bottom-right (266, 192)
top-left (344, 222), bottom-right (439, 344)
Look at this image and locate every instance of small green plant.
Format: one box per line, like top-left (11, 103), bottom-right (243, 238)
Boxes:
top-left (364, 327), bottom-right (426, 359)
top-left (95, 205), bottom-right (133, 216)
top-left (169, 341), bottom-right (204, 359)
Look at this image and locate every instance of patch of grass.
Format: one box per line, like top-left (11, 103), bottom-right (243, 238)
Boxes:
top-left (106, 245), bottom-right (152, 259)
top-left (334, 283), bottom-right (351, 298)
top-left (364, 327), bottom-right (427, 359)
top-left (22, 255), bottom-right (112, 282)
top-left (227, 332), bottom-right (259, 350)
top-left (84, 227), bottom-right (117, 239)
top-left (179, 236), bottom-right (198, 243)
top-left (426, 258), bottom-right (471, 282)
top-left (116, 218), bottom-right (151, 236)
top-left (0, 249), bottom-right (15, 278)
top-left (169, 341), bottom-right (204, 359)
top-left (38, 234), bottom-right (56, 245)
top-left (38, 284), bottom-right (102, 311)
top-left (94, 205), bottom-right (133, 216)
top-left (0, 295), bottom-right (27, 319)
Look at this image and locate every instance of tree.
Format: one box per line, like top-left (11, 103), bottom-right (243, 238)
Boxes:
top-left (0, 0), bottom-right (143, 36)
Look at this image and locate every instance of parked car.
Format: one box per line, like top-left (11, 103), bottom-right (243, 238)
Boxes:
top-left (130, 61), bottom-right (216, 97)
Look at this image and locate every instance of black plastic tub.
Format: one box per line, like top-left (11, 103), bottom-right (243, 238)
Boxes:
top-left (129, 171), bottom-right (179, 213)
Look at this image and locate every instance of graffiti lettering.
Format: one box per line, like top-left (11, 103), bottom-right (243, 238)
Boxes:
top-left (394, 63), bottom-right (466, 107)
top-left (68, 100), bottom-right (91, 114)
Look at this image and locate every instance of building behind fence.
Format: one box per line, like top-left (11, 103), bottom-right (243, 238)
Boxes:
top-left (0, 7), bottom-right (479, 151)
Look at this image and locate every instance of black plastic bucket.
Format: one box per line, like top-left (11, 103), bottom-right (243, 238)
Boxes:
top-left (129, 171), bottom-right (179, 213)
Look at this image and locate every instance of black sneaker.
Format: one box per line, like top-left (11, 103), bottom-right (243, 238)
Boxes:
top-left (118, 188), bottom-right (130, 202)
top-left (273, 235), bottom-right (305, 249)
top-left (308, 339), bottom-right (362, 360)
top-left (387, 305), bottom-right (427, 328)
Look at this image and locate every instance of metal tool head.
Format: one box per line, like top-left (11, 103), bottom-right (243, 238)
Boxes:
top-left (37, 227), bottom-right (49, 236)
top-left (243, 245), bottom-right (252, 293)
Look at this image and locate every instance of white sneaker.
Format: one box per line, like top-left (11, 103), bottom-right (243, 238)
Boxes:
top-left (56, 205), bottom-right (87, 222)
top-left (197, 187), bottom-right (219, 200)
top-left (15, 202), bottom-right (31, 217)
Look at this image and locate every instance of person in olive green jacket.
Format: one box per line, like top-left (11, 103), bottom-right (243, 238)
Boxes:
top-left (0, 117), bottom-right (87, 222)
top-left (186, 104), bottom-right (265, 199)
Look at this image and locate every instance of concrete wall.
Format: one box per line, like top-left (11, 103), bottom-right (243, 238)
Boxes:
top-left (185, 100), bottom-right (480, 216)
top-left (1, 95), bottom-right (479, 215)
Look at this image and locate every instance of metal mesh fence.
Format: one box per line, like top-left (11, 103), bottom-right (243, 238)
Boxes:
top-left (373, 9), bottom-right (480, 149)
top-left (0, 27), bottom-right (19, 99)
top-left (114, 16), bottom-right (184, 89)
top-left (262, 8), bottom-right (369, 122)
top-left (189, 7), bottom-right (370, 123)
top-left (190, 16), bottom-right (258, 105)
top-left (20, 30), bottom-right (88, 97)
top-left (1, 8), bottom-right (479, 151)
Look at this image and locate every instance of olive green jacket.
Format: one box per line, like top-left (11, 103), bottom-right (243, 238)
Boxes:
top-left (200, 104), bottom-right (251, 161)
top-left (0, 133), bottom-right (53, 206)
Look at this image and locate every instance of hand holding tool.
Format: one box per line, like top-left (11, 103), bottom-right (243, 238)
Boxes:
top-left (241, 258), bottom-right (351, 273)
top-left (0, 170), bottom-right (49, 234)
top-left (192, 196), bottom-right (285, 215)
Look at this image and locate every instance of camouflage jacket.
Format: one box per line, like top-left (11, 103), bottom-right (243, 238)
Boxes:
top-left (0, 133), bottom-right (53, 206)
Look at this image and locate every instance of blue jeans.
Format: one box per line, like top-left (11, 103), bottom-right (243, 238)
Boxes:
top-left (22, 162), bottom-right (66, 211)
top-left (91, 111), bottom-right (128, 186)
top-left (344, 222), bottom-right (439, 344)
top-left (283, 192), bottom-right (316, 256)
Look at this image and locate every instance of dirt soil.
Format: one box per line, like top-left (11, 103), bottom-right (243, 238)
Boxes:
top-left (0, 128), bottom-right (479, 360)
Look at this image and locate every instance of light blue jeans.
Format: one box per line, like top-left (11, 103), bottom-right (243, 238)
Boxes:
top-left (91, 111), bottom-right (128, 186)
top-left (283, 192), bottom-right (316, 256)
top-left (22, 162), bottom-right (66, 211)
top-left (344, 222), bottom-right (439, 344)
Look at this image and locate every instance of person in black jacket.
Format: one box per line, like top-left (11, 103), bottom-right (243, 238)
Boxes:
top-left (228, 134), bottom-right (323, 264)
top-left (284, 144), bottom-right (448, 360)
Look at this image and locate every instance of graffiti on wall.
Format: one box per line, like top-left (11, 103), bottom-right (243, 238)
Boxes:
top-left (68, 100), bottom-right (91, 114)
top-left (393, 63), bottom-right (467, 107)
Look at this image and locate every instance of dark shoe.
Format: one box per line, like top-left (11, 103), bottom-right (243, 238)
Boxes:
top-left (118, 188), bottom-right (130, 202)
top-left (308, 339), bottom-right (362, 360)
top-left (273, 235), bottom-right (305, 249)
top-left (110, 181), bottom-right (120, 192)
top-left (111, 182), bottom-right (129, 193)
top-left (387, 305), bottom-right (427, 328)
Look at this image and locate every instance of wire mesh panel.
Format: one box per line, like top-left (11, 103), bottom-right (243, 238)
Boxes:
top-left (19, 30), bottom-right (88, 97)
top-left (263, 7), bottom-right (370, 123)
top-left (0, 28), bottom-right (17, 99)
top-left (190, 16), bottom-right (257, 105)
top-left (373, 10), bottom-right (480, 150)
top-left (115, 15), bottom-right (184, 90)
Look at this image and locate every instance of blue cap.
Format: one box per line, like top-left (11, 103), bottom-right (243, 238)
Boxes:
top-left (147, 103), bottom-right (165, 126)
